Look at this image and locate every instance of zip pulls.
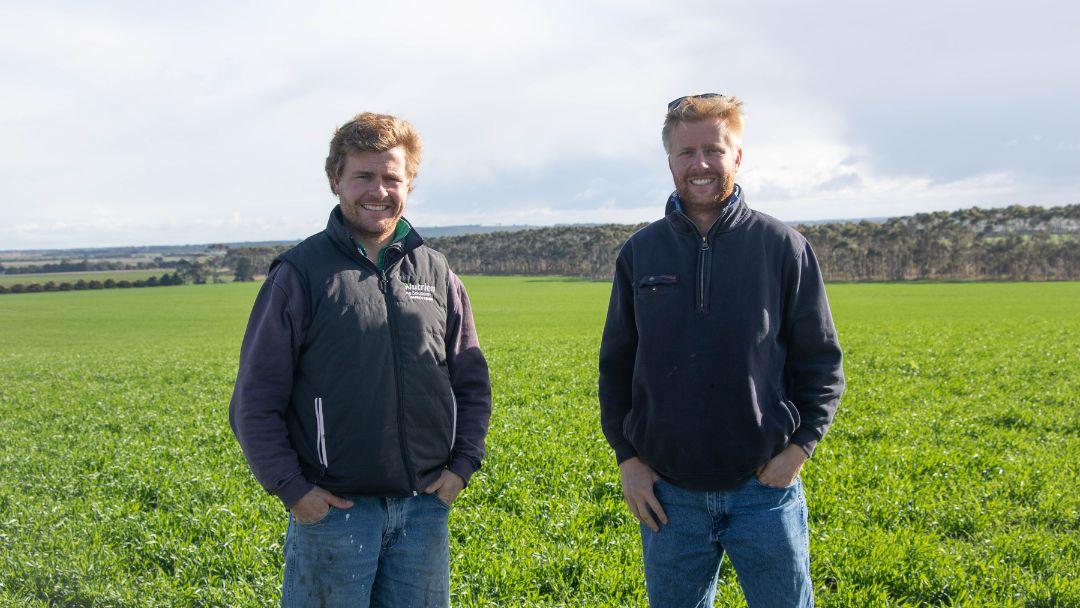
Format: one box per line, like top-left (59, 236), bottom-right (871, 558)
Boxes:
top-left (380, 268), bottom-right (419, 494)
top-left (676, 210), bottom-right (718, 315)
top-left (343, 246), bottom-right (419, 493)
top-left (698, 235), bottom-right (710, 313)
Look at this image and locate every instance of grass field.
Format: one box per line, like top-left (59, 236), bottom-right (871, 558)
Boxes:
top-left (0, 279), bottom-right (1077, 607)
top-left (0, 269), bottom-right (168, 287)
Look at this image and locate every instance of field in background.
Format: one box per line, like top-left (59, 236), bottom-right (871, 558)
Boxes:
top-left (0, 279), bottom-right (1077, 606)
top-left (0, 269), bottom-right (168, 287)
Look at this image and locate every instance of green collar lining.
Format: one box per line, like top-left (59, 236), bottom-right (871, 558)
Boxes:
top-left (357, 218), bottom-right (413, 271)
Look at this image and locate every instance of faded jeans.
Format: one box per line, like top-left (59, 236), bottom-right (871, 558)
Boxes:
top-left (281, 493), bottom-right (450, 608)
top-left (641, 476), bottom-right (812, 607)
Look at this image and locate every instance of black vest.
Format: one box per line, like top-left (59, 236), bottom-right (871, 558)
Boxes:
top-left (276, 207), bottom-right (454, 496)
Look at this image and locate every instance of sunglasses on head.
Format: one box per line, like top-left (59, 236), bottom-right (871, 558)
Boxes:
top-left (667, 93), bottom-right (724, 111)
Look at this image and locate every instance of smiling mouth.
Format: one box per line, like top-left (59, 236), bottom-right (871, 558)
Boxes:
top-left (689, 178), bottom-right (716, 186)
top-left (360, 204), bottom-right (392, 212)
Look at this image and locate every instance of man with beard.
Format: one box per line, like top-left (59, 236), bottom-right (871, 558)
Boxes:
top-left (599, 94), bottom-right (844, 607)
top-left (230, 112), bottom-right (491, 607)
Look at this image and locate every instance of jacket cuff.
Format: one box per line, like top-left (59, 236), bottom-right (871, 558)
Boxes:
top-left (448, 455), bottom-right (479, 486)
top-left (274, 474), bottom-right (315, 510)
top-left (790, 427), bottom-right (821, 458)
top-left (613, 442), bottom-right (639, 465)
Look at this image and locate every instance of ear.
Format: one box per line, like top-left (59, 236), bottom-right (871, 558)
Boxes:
top-left (330, 175), bottom-right (340, 196)
top-left (734, 146), bottom-right (743, 171)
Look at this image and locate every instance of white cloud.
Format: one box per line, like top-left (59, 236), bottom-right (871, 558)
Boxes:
top-left (1, 0), bottom-right (1077, 249)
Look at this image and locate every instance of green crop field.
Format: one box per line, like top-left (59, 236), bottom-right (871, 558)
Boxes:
top-left (0, 269), bottom-right (168, 287)
top-left (0, 279), bottom-right (1077, 607)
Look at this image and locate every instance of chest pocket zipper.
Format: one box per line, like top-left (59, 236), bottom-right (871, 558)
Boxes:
top-left (638, 274), bottom-right (679, 294)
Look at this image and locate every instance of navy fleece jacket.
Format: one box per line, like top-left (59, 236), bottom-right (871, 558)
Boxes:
top-left (599, 187), bottom-right (845, 490)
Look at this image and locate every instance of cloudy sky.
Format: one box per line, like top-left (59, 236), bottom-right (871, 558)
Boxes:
top-left (2, 1), bottom-right (1077, 249)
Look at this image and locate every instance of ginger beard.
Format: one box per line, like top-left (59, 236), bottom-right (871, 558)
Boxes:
top-left (675, 168), bottom-right (736, 213)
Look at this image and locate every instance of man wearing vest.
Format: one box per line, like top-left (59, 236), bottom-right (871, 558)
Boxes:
top-left (599, 94), bottom-right (845, 607)
top-left (230, 112), bottom-right (491, 607)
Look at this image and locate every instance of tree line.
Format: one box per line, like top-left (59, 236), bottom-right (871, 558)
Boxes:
top-left (213, 204), bottom-right (1080, 282)
top-left (427, 204), bottom-right (1078, 281)
top-left (0, 248), bottom-right (278, 295)
top-left (5, 204), bottom-right (1074, 294)
top-left (800, 204), bottom-right (1077, 281)
top-left (0, 273), bottom-right (186, 295)
top-left (0, 258), bottom-right (177, 275)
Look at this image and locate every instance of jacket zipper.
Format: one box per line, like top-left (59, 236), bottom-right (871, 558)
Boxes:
top-left (677, 211), bottom-right (716, 315)
top-left (697, 235), bottom-right (710, 313)
top-left (379, 264), bottom-right (419, 496)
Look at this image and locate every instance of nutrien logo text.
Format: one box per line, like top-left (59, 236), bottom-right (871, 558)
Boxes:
top-left (404, 282), bottom-right (436, 302)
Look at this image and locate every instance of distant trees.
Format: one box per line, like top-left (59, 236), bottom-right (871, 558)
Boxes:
top-left (223, 247), bottom-right (283, 282)
top-left (0, 271), bottom-right (188, 295)
top-left (429, 204), bottom-right (1078, 282)
top-left (0, 258), bottom-right (178, 275)
top-left (3, 204), bottom-right (1076, 294)
top-left (800, 205), bottom-right (1079, 281)
top-left (429, 223), bottom-right (644, 279)
top-left (175, 259), bottom-right (207, 284)
top-left (232, 257), bottom-right (256, 282)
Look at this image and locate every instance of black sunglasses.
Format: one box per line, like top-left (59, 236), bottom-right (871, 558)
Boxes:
top-left (667, 93), bottom-right (724, 111)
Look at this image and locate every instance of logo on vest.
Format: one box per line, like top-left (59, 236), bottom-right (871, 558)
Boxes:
top-left (404, 282), bottom-right (436, 302)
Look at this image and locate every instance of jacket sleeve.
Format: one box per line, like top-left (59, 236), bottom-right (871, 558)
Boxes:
top-left (444, 270), bottom-right (492, 485)
top-left (598, 241), bottom-right (640, 464)
top-left (783, 240), bottom-right (845, 457)
top-left (228, 261), bottom-right (314, 509)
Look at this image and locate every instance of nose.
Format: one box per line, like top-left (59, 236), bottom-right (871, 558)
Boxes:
top-left (369, 180), bottom-right (388, 199)
top-left (691, 150), bottom-right (710, 167)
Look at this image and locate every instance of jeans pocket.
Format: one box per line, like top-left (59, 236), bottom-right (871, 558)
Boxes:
top-left (295, 506), bottom-right (333, 527)
top-left (430, 493), bottom-right (453, 510)
top-left (750, 474), bottom-right (799, 491)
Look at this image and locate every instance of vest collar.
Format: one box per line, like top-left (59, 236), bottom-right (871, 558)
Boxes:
top-left (325, 205), bottom-right (425, 270)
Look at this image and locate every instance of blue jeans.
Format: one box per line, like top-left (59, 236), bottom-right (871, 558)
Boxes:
top-left (641, 476), bottom-right (812, 608)
top-left (282, 493), bottom-right (450, 608)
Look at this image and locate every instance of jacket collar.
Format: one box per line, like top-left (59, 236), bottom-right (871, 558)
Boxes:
top-left (664, 184), bottom-right (751, 237)
top-left (324, 205), bottom-right (424, 269)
